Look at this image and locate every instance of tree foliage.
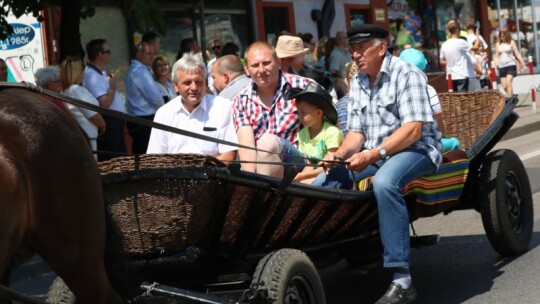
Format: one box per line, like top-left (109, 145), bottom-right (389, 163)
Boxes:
top-left (0, 0), bottom-right (164, 58)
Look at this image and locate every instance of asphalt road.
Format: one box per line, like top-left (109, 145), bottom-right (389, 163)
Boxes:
top-left (7, 130), bottom-right (540, 304)
top-left (320, 197), bottom-right (540, 304)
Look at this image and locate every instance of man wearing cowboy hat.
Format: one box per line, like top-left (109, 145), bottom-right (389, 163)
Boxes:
top-left (320, 24), bottom-right (442, 304)
top-left (275, 35), bottom-right (309, 74)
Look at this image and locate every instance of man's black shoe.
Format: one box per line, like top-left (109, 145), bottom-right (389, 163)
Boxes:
top-left (374, 282), bottom-right (417, 304)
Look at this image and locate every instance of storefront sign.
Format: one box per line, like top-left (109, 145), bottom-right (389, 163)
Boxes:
top-left (0, 23), bottom-right (35, 50)
top-left (0, 14), bottom-right (46, 83)
top-left (375, 9), bottom-right (386, 22)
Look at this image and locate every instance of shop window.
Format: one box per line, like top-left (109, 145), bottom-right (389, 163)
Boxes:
top-left (387, 0), bottom-right (484, 73)
top-left (258, 2), bottom-right (295, 44)
top-left (344, 5), bottom-right (371, 29)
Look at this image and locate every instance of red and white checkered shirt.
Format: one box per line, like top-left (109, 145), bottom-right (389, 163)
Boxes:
top-left (233, 71), bottom-right (311, 146)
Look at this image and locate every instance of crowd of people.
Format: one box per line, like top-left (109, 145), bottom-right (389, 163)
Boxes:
top-left (12, 22), bottom-right (523, 164)
top-left (439, 18), bottom-right (526, 96)
top-left (5, 21), bottom-right (527, 304)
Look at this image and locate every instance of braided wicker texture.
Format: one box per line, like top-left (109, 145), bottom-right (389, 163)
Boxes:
top-left (438, 90), bottom-right (506, 150)
top-left (98, 154), bottom-right (225, 256)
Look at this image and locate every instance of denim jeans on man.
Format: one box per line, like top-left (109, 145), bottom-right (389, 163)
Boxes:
top-left (276, 136), bottom-right (306, 177)
top-left (314, 148), bottom-right (437, 267)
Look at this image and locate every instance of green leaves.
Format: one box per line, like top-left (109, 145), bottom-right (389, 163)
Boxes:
top-left (0, 0), bottom-right (164, 40)
top-left (0, 0), bottom-right (46, 39)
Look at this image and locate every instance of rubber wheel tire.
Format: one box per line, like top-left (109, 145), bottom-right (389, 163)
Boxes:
top-left (251, 249), bottom-right (326, 304)
top-left (46, 276), bottom-right (76, 304)
top-left (480, 149), bottom-right (534, 257)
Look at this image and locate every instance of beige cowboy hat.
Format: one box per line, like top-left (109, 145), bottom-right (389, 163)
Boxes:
top-left (275, 35), bottom-right (309, 58)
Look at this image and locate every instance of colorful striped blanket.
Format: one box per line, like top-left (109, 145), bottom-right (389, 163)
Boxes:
top-left (357, 149), bottom-right (469, 205)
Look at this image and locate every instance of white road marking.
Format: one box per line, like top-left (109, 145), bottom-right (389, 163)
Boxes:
top-left (520, 149), bottom-right (540, 161)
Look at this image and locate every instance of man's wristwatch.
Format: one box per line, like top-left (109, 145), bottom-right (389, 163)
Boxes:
top-left (377, 145), bottom-right (387, 160)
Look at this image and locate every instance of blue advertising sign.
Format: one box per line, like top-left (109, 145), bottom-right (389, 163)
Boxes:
top-left (0, 23), bottom-right (36, 51)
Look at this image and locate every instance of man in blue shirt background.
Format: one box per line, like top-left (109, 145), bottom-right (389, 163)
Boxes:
top-left (125, 42), bottom-right (163, 154)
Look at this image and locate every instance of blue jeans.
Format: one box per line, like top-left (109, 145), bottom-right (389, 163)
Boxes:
top-left (311, 163), bottom-right (377, 189)
top-left (314, 148), bottom-right (437, 268)
top-left (276, 137), bottom-right (305, 177)
top-left (374, 148), bottom-right (436, 267)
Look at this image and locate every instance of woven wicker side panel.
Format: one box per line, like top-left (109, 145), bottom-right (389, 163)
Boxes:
top-left (291, 201), bottom-right (333, 244)
top-left (105, 178), bottom-right (221, 256)
top-left (312, 202), bottom-right (357, 242)
top-left (220, 186), bottom-right (272, 247)
top-left (335, 204), bottom-right (374, 235)
top-left (98, 153), bottom-right (226, 172)
top-left (254, 197), bottom-right (284, 247)
top-left (99, 154), bottom-right (225, 257)
top-left (266, 197), bottom-right (308, 247)
top-left (438, 90), bottom-right (505, 150)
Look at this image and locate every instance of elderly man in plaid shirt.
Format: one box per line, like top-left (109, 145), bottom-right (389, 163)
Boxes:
top-left (321, 24), bottom-right (442, 304)
top-left (233, 41), bottom-right (311, 178)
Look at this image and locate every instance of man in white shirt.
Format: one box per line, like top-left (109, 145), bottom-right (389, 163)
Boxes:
top-left (440, 23), bottom-right (471, 92)
top-left (83, 39), bottom-right (127, 161)
top-left (147, 53), bottom-right (237, 161)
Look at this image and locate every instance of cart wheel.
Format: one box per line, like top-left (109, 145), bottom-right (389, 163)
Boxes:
top-left (46, 276), bottom-right (76, 304)
top-left (251, 249), bottom-right (325, 304)
top-left (480, 149), bottom-right (533, 257)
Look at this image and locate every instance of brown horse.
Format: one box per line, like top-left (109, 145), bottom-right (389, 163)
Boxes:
top-left (0, 88), bottom-right (123, 303)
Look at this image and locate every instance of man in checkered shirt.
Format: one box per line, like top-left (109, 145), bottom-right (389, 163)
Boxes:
top-left (321, 24), bottom-right (442, 304)
top-left (233, 41), bottom-right (311, 178)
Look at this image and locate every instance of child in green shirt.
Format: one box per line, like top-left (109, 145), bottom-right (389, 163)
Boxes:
top-left (289, 82), bottom-right (344, 184)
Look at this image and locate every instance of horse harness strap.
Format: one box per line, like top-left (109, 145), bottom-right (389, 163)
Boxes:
top-left (0, 82), bottom-right (270, 153)
top-left (0, 83), bottom-right (351, 167)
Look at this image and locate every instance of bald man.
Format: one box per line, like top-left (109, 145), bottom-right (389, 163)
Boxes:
top-left (211, 55), bottom-right (252, 100)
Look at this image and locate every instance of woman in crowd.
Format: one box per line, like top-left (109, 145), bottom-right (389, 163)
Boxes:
top-left (494, 28), bottom-right (527, 97)
top-left (34, 65), bottom-right (66, 109)
top-left (152, 55), bottom-right (177, 103)
top-left (60, 57), bottom-right (105, 157)
top-left (315, 36), bottom-right (328, 64)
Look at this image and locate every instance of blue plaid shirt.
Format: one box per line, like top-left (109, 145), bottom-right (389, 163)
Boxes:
top-left (348, 53), bottom-right (442, 166)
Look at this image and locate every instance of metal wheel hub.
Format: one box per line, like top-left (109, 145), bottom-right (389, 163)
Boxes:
top-left (285, 275), bottom-right (315, 304)
top-left (505, 172), bottom-right (522, 232)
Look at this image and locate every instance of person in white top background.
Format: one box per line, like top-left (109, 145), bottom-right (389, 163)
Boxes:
top-left (83, 38), bottom-right (127, 161)
top-left (60, 57), bottom-right (105, 159)
top-left (494, 28), bottom-right (527, 97)
top-left (440, 22), bottom-right (472, 92)
top-left (147, 52), bottom-right (237, 162)
top-left (152, 55), bottom-right (177, 103)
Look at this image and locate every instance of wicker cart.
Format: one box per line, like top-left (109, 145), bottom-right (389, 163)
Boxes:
top-left (47, 90), bottom-right (533, 304)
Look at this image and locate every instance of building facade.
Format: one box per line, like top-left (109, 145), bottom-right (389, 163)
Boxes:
top-left (7, 0), bottom-right (539, 86)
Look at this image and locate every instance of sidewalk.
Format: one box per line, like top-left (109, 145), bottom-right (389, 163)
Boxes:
top-left (495, 74), bottom-right (540, 141)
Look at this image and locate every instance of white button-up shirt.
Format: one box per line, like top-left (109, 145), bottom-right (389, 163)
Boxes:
top-left (147, 94), bottom-right (238, 155)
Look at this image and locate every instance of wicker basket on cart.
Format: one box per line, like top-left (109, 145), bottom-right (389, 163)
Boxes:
top-left (438, 90), bottom-right (506, 150)
top-left (98, 154), bottom-right (225, 257)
